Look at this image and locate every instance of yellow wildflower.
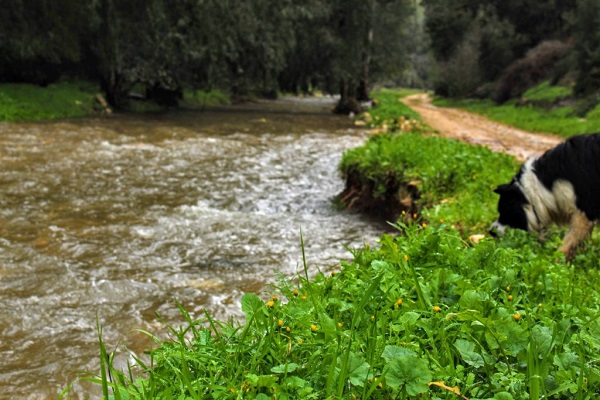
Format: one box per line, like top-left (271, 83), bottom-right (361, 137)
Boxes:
top-left (514, 313), bottom-right (521, 321)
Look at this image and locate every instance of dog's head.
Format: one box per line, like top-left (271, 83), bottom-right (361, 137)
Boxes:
top-left (490, 180), bottom-right (529, 237)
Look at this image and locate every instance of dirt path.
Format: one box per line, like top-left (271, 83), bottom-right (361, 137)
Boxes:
top-left (401, 93), bottom-right (562, 161)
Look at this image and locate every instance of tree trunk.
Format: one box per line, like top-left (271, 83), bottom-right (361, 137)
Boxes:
top-left (334, 78), bottom-right (362, 115)
top-left (357, 26), bottom-right (373, 102)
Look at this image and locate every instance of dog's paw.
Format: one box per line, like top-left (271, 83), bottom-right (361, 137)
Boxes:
top-left (558, 244), bottom-right (576, 262)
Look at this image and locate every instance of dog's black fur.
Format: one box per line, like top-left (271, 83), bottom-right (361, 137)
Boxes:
top-left (491, 132), bottom-right (600, 258)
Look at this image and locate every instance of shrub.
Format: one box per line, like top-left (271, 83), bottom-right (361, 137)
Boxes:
top-left (494, 40), bottom-right (572, 103)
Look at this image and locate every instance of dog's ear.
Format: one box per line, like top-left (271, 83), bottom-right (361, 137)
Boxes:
top-left (494, 183), bottom-right (515, 194)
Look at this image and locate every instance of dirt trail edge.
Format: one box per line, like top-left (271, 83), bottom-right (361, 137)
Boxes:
top-left (401, 93), bottom-right (562, 161)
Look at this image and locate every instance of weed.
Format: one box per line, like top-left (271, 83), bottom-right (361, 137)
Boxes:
top-left (356, 89), bottom-right (424, 133)
top-left (339, 131), bottom-right (517, 232)
top-left (183, 89), bottom-right (231, 108)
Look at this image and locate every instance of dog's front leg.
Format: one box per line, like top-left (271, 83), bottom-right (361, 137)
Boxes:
top-left (537, 228), bottom-right (547, 243)
top-left (559, 211), bottom-right (594, 260)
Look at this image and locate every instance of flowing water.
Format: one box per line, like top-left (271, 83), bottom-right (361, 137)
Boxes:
top-left (0, 97), bottom-right (385, 398)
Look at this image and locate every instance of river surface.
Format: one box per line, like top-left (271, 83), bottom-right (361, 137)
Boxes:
top-left (0, 97), bottom-right (385, 398)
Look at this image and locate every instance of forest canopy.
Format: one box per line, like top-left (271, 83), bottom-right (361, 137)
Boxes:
top-left (0, 0), bottom-right (416, 111)
top-left (1, 0), bottom-right (599, 113)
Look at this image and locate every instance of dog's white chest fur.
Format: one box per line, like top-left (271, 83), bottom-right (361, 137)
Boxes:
top-left (519, 158), bottom-right (578, 231)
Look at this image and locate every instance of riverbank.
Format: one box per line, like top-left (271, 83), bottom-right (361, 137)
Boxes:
top-left (74, 89), bottom-right (600, 399)
top-left (0, 81), bottom-right (98, 121)
top-left (0, 81), bottom-right (232, 121)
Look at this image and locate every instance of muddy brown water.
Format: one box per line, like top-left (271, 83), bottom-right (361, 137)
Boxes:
top-left (0, 97), bottom-right (384, 398)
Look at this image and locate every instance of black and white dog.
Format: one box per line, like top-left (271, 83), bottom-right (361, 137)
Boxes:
top-left (490, 133), bottom-right (600, 258)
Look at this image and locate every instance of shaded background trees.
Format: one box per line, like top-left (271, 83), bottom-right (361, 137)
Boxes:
top-left (1, 0), bottom-right (599, 113)
top-left (422, 0), bottom-right (600, 114)
top-left (0, 0), bottom-right (415, 112)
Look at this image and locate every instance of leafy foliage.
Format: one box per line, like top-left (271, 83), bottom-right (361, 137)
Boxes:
top-left (0, 0), bottom-right (415, 111)
top-left (573, 0), bottom-right (600, 114)
top-left (81, 224), bottom-right (600, 399)
top-left (421, 0), bottom-right (589, 104)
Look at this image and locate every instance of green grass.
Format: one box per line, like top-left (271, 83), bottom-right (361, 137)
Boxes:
top-left (0, 81), bottom-right (97, 121)
top-left (339, 132), bottom-right (517, 233)
top-left (73, 224), bottom-right (600, 399)
top-left (434, 85), bottom-right (600, 138)
top-left (357, 88), bottom-right (423, 131)
top-left (522, 81), bottom-right (572, 103)
top-left (183, 89), bottom-right (231, 108)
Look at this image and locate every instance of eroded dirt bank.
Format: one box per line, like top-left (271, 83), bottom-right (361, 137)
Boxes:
top-left (401, 93), bottom-right (562, 161)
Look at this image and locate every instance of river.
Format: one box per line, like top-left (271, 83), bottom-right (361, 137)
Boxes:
top-left (0, 97), bottom-right (385, 398)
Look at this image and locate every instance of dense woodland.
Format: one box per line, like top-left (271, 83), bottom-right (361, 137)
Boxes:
top-left (1, 0), bottom-right (599, 114)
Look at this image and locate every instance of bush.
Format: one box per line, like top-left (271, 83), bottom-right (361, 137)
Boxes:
top-left (494, 41), bottom-right (572, 103)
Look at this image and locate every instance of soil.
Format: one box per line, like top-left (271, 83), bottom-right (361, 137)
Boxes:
top-left (401, 93), bottom-right (562, 161)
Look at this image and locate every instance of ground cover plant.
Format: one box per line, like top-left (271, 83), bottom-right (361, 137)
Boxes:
top-left (0, 81), bottom-right (97, 121)
top-left (183, 89), bottom-right (231, 108)
top-left (434, 82), bottom-right (600, 138)
top-left (0, 81), bottom-right (233, 121)
top-left (77, 225), bottom-right (600, 399)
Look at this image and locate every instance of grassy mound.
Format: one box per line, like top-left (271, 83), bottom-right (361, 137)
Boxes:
top-left (337, 132), bottom-right (517, 232)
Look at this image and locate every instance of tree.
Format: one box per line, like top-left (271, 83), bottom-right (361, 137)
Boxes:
top-left (329, 0), bottom-right (414, 113)
top-left (573, 0), bottom-right (600, 110)
top-left (422, 0), bottom-right (578, 99)
top-left (0, 0), bottom-right (90, 84)
top-left (0, 0), bottom-right (416, 111)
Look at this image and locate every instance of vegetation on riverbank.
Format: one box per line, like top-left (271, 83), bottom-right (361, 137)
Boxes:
top-left (0, 81), bottom-right (98, 121)
top-left (340, 88), bottom-right (517, 232)
top-left (79, 224), bottom-right (600, 400)
top-left (338, 132), bottom-right (517, 233)
top-left (69, 88), bottom-right (600, 399)
top-left (434, 82), bottom-right (600, 138)
top-left (0, 82), bottom-right (233, 121)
